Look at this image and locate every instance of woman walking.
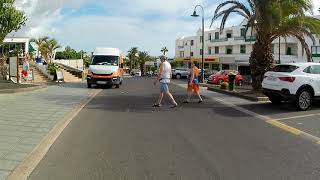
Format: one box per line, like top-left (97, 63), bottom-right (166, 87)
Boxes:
top-left (184, 62), bottom-right (203, 103)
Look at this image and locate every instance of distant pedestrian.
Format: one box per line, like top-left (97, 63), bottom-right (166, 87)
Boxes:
top-left (184, 62), bottom-right (203, 103)
top-left (20, 53), bottom-right (30, 82)
top-left (153, 56), bottom-right (178, 108)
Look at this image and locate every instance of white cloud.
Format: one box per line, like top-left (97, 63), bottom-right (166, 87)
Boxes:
top-left (313, 0), bottom-right (320, 15)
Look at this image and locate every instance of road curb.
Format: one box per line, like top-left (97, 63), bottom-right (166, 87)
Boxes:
top-left (6, 89), bottom-right (102, 180)
top-left (0, 85), bottom-right (47, 94)
top-left (207, 87), bottom-right (270, 102)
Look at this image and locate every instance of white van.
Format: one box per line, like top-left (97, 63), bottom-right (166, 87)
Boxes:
top-left (87, 48), bottom-right (124, 88)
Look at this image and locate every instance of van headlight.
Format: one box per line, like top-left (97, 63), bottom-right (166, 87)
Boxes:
top-left (87, 69), bottom-right (92, 76)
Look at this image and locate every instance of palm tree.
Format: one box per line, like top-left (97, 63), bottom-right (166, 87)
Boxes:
top-left (40, 39), bottom-right (61, 63)
top-left (161, 47), bottom-right (168, 55)
top-left (127, 47), bottom-right (139, 73)
top-left (137, 51), bottom-right (152, 75)
top-left (211, 0), bottom-right (320, 89)
top-left (30, 36), bottom-right (49, 57)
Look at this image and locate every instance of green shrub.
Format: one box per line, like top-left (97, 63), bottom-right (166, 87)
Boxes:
top-left (47, 63), bottom-right (59, 75)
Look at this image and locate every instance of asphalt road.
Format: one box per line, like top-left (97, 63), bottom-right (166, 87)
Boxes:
top-left (28, 77), bottom-right (320, 180)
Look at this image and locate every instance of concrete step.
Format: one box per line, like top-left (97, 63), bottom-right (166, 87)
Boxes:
top-left (61, 69), bottom-right (82, 82)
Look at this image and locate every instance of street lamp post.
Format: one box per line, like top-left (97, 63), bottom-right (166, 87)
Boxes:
top-left (191, 5), bottom-right (205, 83)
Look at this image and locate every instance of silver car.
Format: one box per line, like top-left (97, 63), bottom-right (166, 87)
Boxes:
top-left (172, 68), bottom-right (189, 79)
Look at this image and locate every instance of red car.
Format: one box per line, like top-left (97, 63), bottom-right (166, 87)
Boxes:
top-left (207, 70), bottom-right (244, 86)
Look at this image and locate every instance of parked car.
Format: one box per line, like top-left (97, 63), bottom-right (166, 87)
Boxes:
top-left (262, 63), bottom-right (320, 111)
top-left (204, 69), bottom-right (218, 79)
top-left (172, 68), bottom-right (189, 79)
top-left (131, 69), bottom-right (141, 76)
top-left (207, 70), bottom-right (243, 86)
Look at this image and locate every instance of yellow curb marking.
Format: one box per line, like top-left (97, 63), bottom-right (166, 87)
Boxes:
top-left (7, 89), bottom-right (102, 180)
top-left (266, 119), bottom-right (302, 135)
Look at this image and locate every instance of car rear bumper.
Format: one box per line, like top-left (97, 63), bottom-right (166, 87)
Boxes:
top-left (263, 88), bottom-right (295, 100)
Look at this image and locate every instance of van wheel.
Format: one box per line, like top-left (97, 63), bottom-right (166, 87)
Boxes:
top-left (296, 89), bottom-right (312, 111)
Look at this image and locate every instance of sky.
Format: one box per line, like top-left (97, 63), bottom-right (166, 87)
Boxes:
top-left (11, 0), bottom-right (320, 57)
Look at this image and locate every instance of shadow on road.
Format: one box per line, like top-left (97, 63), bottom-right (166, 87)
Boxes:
top-left (84, 93), bottom-right (251, 118)
top-left (238, 101), bottom-right (320, 117)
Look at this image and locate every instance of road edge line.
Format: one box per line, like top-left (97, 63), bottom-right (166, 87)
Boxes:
top-left (6, 89), bottom-right (102, 180)
top-left (173, 82), bottom-right (320, 145)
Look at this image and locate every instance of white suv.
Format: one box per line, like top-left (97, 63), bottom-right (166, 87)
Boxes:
top-left (172, 68), bottom-right (189, 79)
top-left (262, 63), bottom-right (320, 111)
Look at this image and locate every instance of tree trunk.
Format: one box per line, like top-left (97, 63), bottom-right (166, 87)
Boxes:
top-left (249, 35), bottom-right (274, 90)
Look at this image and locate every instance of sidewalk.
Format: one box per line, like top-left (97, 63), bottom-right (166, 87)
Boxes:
top-left (0, 83), bottom-right (99, 180)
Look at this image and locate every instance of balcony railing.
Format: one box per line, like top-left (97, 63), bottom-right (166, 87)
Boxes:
top-left (210, 38), bottom-right (228, 42)
top-left (234, 36), bottom-right (245, 40)
top-left (209, 36), bottom-right (256, 43)
top-left (178, 46), bottom-right (184, 49)
top-left (245, 36), bottom-right (256, 42)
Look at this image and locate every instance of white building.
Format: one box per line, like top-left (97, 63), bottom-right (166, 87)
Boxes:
top-left (175, 18), bottom-right (320, 75)
top-left (1, 37), bottom-right (31, 54)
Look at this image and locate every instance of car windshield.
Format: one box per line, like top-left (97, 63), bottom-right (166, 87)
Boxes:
top-left (272, 65), bottom-right (299, 73)
top-left (92, 55), bottom-right (119, 66)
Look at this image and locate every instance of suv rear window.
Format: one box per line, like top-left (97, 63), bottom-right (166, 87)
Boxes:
top-left (272, 65), bottom-right (298, 73)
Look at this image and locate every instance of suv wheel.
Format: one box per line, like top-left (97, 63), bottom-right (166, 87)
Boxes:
top-left (268, 95), bottom-right (282, 104)
top-left (296, 89), bottom-right (312, 111)
top-left (176, 74), bottom-right (181, 79)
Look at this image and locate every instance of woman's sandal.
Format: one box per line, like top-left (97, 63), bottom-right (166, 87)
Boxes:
top-left (153, 103), bottom-right (161, 107)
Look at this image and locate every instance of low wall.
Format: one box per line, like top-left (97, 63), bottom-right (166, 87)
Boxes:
top-left (53, 59), bottom-right (84, 70)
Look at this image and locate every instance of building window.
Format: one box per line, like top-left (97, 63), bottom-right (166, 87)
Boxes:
top-left (215, 47), bottom-right (219, 54)
top-left (226, 47), bottom-right (233, 54)
top-left (200, 36), bottom-right (203, 43)
top-left (240, 45), bottom-right (246, 54)
top-left (209, 33), bottom-right (212, 40)
top-left (240, 28), bottom-right (246, 37)
top-left (204, 63), bottom-right (209, 69)
top-left (190, 52), bottom-right (194, 57)
top-left (227, 33), bottom-right (232, 38)
top-left (208, 47), bottom-right (212, 55)
top-left (215, 32), bottom-right (219, 39)
top-left (191, 40), bottom-right (194, 46)
top-left (271, 44), bottom-right (275, 54)
top-left (200, 49), bottom-right (203, 55)
top-left (286, 47), bottom-right (292, 55)
top-left (179, 51), bottom-right (184, 57)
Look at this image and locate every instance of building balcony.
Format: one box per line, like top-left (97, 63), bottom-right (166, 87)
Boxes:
top-left (210, 38), bottom-right (228, 42)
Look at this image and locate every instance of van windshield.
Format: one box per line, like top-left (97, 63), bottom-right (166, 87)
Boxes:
top-left (92, 55), bottom-right (119, 66)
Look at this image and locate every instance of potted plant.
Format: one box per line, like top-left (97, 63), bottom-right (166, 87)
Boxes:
top-left (47, 63), bottom-right (59, 80)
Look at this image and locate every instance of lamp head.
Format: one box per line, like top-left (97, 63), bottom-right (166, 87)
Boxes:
top-left (191, 10), bottom-right (199, 17)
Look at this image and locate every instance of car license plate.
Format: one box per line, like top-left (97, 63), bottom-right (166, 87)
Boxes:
top-left (96, 81), bottom-right (107, 85)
